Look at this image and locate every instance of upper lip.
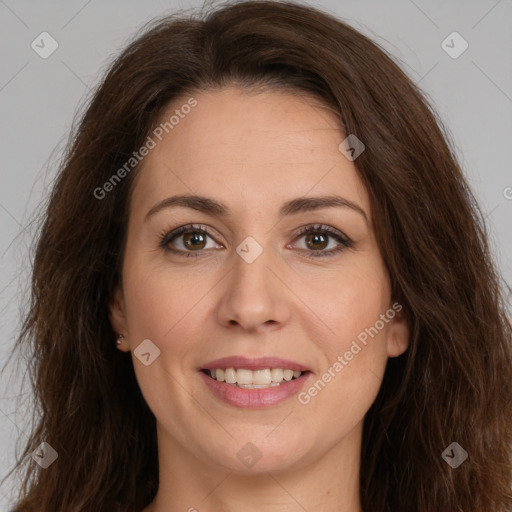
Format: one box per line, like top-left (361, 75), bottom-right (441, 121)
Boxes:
top-left (200, 356), bottom-right (311, 372)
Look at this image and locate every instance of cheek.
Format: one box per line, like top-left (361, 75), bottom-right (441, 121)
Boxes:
top-left (313, 255), bottom-right (391, 353)
top-left (299, 254), bottom-right (391, 413)
top-left (122, 250), bottom-right (204, 340)
top-left (120, 260), bottom-right (207, 408)
top-left (299, 313), bottom-right (390, 440)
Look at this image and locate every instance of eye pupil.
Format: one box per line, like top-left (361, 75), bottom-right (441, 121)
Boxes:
top-left (183, 232), bottom-right (206, 250)
top-left (306, 233), bottom-right (328, 250)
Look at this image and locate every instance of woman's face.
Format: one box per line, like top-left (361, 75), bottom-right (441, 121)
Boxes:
top-left (110, 86), bottom-right (409, 475)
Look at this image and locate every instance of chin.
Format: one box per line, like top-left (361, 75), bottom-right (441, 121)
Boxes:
top-left (203, 435), bottom-right (309, 474)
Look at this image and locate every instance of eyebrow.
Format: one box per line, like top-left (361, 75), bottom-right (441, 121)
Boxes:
top-left (145, 194), bottom-right (368, 224)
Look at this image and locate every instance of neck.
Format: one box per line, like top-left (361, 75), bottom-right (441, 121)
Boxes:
top-left (144, 422), bottom-right (364, 512)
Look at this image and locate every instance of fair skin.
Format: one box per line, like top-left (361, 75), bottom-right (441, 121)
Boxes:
top-left (109, 86), bottom-right (410, 512)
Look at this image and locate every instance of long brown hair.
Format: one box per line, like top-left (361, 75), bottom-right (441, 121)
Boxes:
top-left (3, 1), bottom-right (511, 510)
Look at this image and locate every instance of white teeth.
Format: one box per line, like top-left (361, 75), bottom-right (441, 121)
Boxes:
top-left (236, 369), bottom-right (253, 385)
top-left (207, 367), bottom-right (304, 387)
top-left (271, 368), bottom-right (283, 382)
top-left (224, 368), bottom-right (237, 384)
top-left (253, 369), bottom-right (271, 385)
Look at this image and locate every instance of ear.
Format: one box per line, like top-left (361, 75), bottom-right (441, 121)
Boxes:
top-left (386, 304), bottom-right (410, 358)
top-left (109, 285), bottom-right (129, 351)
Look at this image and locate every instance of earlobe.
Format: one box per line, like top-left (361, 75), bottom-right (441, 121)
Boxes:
top-left (386, 309), bottom-right (410, 358)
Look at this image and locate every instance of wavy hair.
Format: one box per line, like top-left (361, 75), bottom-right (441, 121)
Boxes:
top-left (3, 1), bottom-right (511, 510)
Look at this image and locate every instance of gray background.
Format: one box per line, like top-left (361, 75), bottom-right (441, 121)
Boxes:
top-left (1, 0), bottom-right (511, 506)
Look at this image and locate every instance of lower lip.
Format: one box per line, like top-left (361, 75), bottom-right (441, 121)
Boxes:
top-left (199, 371), bottom-right (311, 408)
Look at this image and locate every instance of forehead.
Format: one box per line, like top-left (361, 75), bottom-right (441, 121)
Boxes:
top-left (130, 86), bottom-right (371, 220)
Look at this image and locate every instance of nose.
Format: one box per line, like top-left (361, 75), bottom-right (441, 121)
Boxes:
top-left (215, 243), bottom-right (291, 333)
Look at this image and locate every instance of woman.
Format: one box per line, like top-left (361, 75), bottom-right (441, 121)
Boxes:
top-left (4, 1), bottom-right (511, 511)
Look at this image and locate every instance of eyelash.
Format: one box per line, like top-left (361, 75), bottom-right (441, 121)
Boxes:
top-left (159, 223), bottom-right (353, 259)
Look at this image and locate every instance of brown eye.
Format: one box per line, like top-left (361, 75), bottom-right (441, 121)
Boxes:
top-left (160, 224), bottom-right (220, 258)
top-left (182, 231), bottom-right (208, 250)
top-left (292, 224), bottom-right (353, 258)
top-left (160, 223), bottom-right (352, 260)
top-left (304, 232), bottom-right (329, 251)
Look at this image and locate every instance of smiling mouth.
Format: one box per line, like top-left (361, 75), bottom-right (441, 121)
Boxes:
top-left (201, 368), bottom-right (310, 389)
